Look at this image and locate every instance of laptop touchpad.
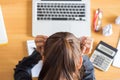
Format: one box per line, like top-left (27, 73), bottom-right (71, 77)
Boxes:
top-left (51, 22), bottom-right (71, 32)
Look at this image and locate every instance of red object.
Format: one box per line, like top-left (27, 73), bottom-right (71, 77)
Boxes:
top-left (93, 8), bottom-right (102, 32)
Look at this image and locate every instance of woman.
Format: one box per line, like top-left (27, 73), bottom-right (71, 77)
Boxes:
top-left (14, 32), bottom-right (95, 80)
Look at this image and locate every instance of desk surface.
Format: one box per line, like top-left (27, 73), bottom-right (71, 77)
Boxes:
top-left (0, 0), bottom-right (120, 80)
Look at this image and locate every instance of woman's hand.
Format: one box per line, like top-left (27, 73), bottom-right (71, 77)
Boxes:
top-left (35, 35), bottom-right (48, 55)
top-left (79, 36), bottom-right (94, 54)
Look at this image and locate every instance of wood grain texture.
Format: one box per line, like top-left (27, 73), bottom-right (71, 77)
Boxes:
top-left (0, 0), bottom-right (120, 80)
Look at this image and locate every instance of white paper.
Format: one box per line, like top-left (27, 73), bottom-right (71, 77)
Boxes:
top-left (102, 24), bottom-right (113, 36)
top-left (115, 16), bottom-right (120, 24)
top-left (0, 6), bottom-right (8, 44)
top-left (112, 39), bottom-right (120, 68)
top-left (26, 40), bottom-right (43, 77)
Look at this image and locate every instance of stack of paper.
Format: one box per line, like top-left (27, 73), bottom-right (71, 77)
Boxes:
top-left (0, 6), bottom-right (8, 45)
top-left (26, 40), bottom-right (43, 77)
top-left (112, 38), bottom-right (120, 68)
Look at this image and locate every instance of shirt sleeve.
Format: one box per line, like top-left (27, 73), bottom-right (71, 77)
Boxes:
top-left (80, 55), bottom-right (96, 80)
top-left (14, 50), bottom-right (42, 80)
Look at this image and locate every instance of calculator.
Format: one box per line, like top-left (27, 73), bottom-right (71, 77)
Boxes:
top-left (90, 41), bottom-right (117, 71)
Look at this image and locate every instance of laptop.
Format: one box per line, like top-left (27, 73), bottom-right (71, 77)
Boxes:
top-left (32, 0), bottom-right (91, 37)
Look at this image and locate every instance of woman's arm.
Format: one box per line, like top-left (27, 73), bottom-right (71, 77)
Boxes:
top-left (14, 50), bottom-right (42, 80)
top-left (14, 35), bottom-right (47, 80)
top-left (79, 37), bottom-right (95, 80)
top-left (80, 55), bottom-right (96, 80)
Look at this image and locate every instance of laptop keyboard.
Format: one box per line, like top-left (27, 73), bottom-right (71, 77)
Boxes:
top-left (37, 3), bottom-right (86, 21)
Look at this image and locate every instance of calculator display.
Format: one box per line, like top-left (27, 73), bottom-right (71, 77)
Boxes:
top-left (98, 44), bottom-right (115, 56)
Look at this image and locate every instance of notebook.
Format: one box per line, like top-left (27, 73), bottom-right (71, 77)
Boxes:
top-left (0, 6), bottom-right (8, 45)
top-left (112, 38), bottom-right (120, 68)
top-left (32, 0), bottom-right (91, 37)
top-left (26, 40), bottom-right (43, 77)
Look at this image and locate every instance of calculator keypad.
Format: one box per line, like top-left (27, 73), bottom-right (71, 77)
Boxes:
top-left (90, 50), bottom-right (113, 71)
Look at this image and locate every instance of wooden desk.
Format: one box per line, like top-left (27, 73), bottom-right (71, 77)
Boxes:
top-left (0, 0), bottom-right (120, 80)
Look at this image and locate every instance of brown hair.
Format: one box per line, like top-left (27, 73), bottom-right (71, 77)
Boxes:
top-left (39, 32), bottom-right (82, 80)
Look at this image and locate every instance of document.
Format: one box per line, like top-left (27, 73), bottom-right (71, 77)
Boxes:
top-left (112, 38), bottom-right (120, 68)
top-left (0, 6), bottom-right (8, 45)
top-left (26, 40), bottom-right (43, 77)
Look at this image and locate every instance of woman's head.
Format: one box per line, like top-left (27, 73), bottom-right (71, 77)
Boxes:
top-left (39, 32), bottom-right (83, 80)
